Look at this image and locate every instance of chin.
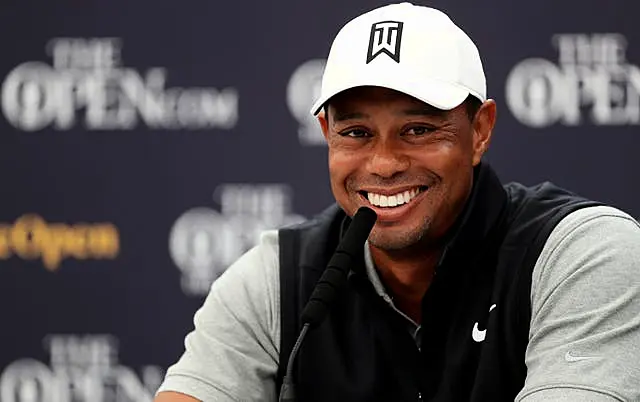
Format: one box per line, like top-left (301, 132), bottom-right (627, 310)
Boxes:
top-left (367, 223), bottom-right (430, 251)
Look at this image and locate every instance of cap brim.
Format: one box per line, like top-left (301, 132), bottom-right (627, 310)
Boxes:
top-left (310, 74), bottom-right (472, 116)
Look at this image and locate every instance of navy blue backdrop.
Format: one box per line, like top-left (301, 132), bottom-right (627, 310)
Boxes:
top-left (0, 1), bottom-right (637, 400)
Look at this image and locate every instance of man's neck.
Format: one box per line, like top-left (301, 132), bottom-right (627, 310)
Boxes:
top-left (369, 243), bottom-right (443, 324)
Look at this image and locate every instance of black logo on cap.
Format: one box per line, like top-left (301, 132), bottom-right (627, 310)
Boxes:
top-left (366, 21), bottom-right (404, 64)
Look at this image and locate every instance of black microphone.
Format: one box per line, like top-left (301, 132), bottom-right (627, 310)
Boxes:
top-left (278, 206), bottom-right (377, 402)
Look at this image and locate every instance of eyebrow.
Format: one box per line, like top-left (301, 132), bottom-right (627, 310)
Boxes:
top-left (332, 111), bottom-right (369, 122)
top-left (331, 105), bottom-right (446, 122)
top-left (400, 106), bottom-right (446, 117)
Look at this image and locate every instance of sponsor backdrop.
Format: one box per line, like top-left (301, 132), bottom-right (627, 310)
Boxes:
top-left (0, 0), bottom-right (636, 400)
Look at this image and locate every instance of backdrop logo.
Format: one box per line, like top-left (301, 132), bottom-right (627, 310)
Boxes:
top-left (0, 334), bottom-right (163, 402)
top-left (1, 37), bottom-right (239, 131)
top-left (169, 184), bottom-right (306, 296)
top-left (0, 214), bottom-right (120, 270)
top-left (286, 59), bottom-right (326, 146)
top-left (506, 33), bottom-right (640, 127)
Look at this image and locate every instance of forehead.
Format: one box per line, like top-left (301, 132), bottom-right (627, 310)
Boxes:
top-left (327, 86), bottom-right (431, 111)
top-left (326, 86), bottom-right (458, 122)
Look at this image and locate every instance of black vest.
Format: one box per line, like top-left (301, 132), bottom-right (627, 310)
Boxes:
top-left (276, 163), bottom-right (600, 402)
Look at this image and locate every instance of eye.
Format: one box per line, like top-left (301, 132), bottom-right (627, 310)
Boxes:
top-left (340, 128), bottom-right (370, 138)
top-left (404, 126), bottom-right (435, 136)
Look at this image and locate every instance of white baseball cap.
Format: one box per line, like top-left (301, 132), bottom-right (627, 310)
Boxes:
top-left (310, 2), bottom-right (486, 115)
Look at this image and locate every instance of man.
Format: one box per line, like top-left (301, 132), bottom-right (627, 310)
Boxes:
top-left (155, 3), bottom-right (640, 401)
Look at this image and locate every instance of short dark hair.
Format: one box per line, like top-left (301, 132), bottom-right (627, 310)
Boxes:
top-left (463, 95), bottom-right (483, 122)
top-left (322, 93), bottom-right (483, 122)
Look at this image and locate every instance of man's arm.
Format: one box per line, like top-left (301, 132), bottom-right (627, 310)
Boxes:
top-left (154, 391), bottom-right (200, 402)
top-left (516, 206), bottom-right (640, 401)
top-left (153, 231), bottom-right (281, 402)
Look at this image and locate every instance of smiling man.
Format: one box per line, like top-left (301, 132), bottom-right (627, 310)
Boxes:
top-left (155, 3), bottom-right (640, 402)
top-left (318, 86), bottom-right (491, 324)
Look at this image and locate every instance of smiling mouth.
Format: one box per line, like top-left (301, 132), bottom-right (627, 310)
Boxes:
top-left (358, 186), bottom-right (428, 208)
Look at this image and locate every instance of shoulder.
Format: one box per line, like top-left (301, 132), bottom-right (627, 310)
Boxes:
top-left (520, 206), bottom-right (640, 401)
top-left (503, 181), bottom-right (586, 209)
top-left (532, 205), bottom-right (640, 308)
top-left (502, 182), bottom-right (603, 243)
top-left (214, 229), bottom-right (280, 290)
top-left (198, 228), bottom-right (282, 354)
top-left (156, 230), bottom-right (283, 400)
top-left (539, 205), bottom-right (639, 262)
top-left (216, 229), bottom-right (281, 311)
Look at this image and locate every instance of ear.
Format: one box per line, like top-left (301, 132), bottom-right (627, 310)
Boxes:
top-left (471, 99), bottom-right (497, 166)
top-left (317, 108), bottom-right (330, 141)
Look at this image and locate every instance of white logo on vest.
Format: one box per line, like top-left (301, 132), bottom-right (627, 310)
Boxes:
top-left (472, 303), bottom-right (497, 343)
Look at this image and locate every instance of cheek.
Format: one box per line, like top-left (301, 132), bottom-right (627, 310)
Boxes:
top-left (409, 143), bottom-right (464, 178)
top-left (328, 148), bottom-right (361, 181)
top-left (441, 159), bottom-right (475, 212)
top-left (327, 152), bottom-right (353, 203)
top-left (327, 151), bottom-right (344, 181)
top-left (428, 137), bottom-right (474, 170)
top-left (327, 150), bottom-right (361, 213)
top-left (413, 143), bottom-right (473, 199)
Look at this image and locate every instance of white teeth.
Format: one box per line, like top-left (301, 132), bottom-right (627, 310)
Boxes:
top-left (366, 187), bottom-right (424, 208)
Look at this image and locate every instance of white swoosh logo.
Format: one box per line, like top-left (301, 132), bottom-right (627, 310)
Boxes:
top-left (472, 304), bottom-right (497, 343)
top-left (564, 351), bottom-right (601, 363)
top-left (472, 322), bottom-right (487, 342)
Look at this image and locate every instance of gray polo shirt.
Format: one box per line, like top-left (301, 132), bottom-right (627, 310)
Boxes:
top-left (156, 206), bottom-right (640, 401)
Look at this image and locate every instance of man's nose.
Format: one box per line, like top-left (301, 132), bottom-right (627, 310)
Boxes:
top-left (365, 139), bottom-right (410, 178)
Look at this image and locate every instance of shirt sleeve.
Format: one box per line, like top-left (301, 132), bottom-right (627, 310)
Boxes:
top-left (156, 230), bottom-right (281, 402)
top-left (516, 206), bottom-right (640, 402)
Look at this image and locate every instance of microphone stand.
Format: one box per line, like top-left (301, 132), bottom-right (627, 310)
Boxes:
top-left (277, 207), bottom-right (377, 402)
